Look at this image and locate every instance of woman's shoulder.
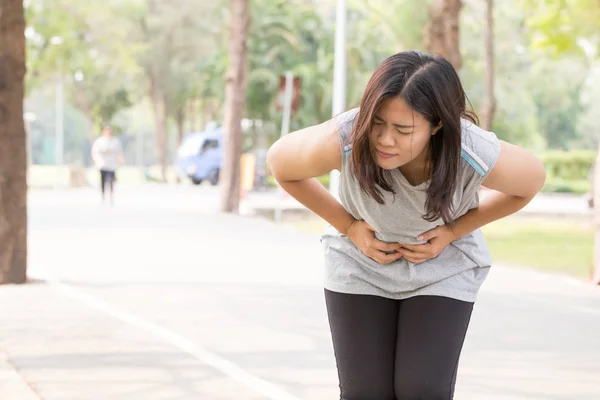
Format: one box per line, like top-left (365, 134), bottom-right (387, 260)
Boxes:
top-left (459, 119), bottom-right (501, 178)
top-left (336, 107), bottom-right (360, 157)
top-left (336, 107), bottom-right (360, 137)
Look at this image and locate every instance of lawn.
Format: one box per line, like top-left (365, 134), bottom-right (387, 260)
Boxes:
top-left (482, 217), bottom-right (593, 279)
top-left (286, 216), bottom-right (595, 280)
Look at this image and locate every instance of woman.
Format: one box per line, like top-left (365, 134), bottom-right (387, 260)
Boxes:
top-left (267, 51), bottom-right (546, 399)
top-left (91, 125), bottom-right (124, 206)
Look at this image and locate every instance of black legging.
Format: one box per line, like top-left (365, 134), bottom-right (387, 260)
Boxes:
top-left (100, 169), bottom-right (115, 196)
top-left (325, 290), bottom-right (474, 400)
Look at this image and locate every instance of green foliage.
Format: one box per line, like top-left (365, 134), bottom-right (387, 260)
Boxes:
top-left (24, 0), bottom-right (600, 166)
top-left (528, 59), bottom-right (588, 150)
top-left (519, 0), bottom-right (600, 57)
top-left (541, 178), bottom-right (590, 194)
top-left (540, 150), bottom-right (595, 181)
top-left (25, 0), bottom-right (142, 132)
top-left (93, 89), bottom-right (132, 126)
top-left (461, 0), bottom-right (597, 151)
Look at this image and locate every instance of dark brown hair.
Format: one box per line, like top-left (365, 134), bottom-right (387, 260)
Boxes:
top-left (347, 50), bottom-right (478, 223)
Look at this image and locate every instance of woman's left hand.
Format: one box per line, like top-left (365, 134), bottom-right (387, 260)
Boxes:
top-left (398, 225), bottom-right (457, 264)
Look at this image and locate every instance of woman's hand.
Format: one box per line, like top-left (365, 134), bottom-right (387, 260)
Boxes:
top-left (346, 220), bottom-right (403, 264)
top-left (399, 225), bottom-right (457, 264)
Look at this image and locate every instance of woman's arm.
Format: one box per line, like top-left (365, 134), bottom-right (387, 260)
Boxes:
top-left (268, 117), bottom-right (403, 264)
top-left (444, 140), bottom-right (547, 239)
top-left (267, 118), bottom-right (356, 235)
top-left (401, 141), bottom-right (546, 264)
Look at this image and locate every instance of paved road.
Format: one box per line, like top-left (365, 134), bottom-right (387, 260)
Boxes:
top-left (0, 185), bottom-right (599, 400)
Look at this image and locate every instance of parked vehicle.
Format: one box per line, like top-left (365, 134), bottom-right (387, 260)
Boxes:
top-left (175, 130), bottom-right (222, 185)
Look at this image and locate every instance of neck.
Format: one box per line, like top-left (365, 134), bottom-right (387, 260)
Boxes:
top-left (398, 149), bottom-right (431, 186)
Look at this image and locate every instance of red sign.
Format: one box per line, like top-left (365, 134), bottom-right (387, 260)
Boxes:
top-left (275, 75), bottom-right (301, 113)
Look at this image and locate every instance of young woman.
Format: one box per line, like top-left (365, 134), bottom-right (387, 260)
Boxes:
top-left (91, 125), bottom-right (124, 206)
top-left (267, 51), bottom-right (546, 399)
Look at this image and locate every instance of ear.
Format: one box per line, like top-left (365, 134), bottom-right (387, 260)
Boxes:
top-left (431, 121), bottom-right (443, 136)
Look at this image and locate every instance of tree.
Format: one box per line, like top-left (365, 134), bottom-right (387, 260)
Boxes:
top-left (220, 0), bottom-right (249, 213)
top-left (25, 0), bottom-right (140, 165)
top-left (528, 58), bottom-right (587, 149)
top-left (425, 0), bottom-right (463, 70)
top-left (118, 0), bottom-right (225, 181)
top-left (481, 0), bottom-right (496, 130)
top-left (0, 0), bottom-right (28, 284)
top-left (521, 0), bottom-right (600, 57)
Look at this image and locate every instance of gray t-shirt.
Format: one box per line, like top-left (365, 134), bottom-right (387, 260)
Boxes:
top-left (321, 108), bottom-right (502, 302)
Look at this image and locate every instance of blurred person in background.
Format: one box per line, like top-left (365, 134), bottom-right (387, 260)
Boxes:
top-left (268, 51), bottom-right (546, 399)
top-left (91, 125), bottom-right (124, 206)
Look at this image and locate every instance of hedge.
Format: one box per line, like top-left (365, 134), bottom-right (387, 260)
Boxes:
top-left (541, 178), bottom-right (590, 194)
top-left (540, 150), bottom-right (595, 181)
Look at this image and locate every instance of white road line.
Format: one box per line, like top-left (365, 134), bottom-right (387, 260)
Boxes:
top-left (0, 354), bottom-right (41, 400)
top-left (32, 270), bottom-right (302, 400)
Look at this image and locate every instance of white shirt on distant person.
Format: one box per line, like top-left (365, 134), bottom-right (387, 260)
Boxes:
top-left (92, 136), bottom-right (122, 172)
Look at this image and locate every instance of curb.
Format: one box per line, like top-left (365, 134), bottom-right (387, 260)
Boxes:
top-left (0, 353), bottom-right (40, 400)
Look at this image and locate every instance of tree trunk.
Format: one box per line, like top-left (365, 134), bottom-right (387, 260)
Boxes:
top-left (220, 0), bottom-right (249, 213)
top-left (74, 90), bottom-right (96, 166)
top-left (175, 107), bottom-right (185, 184)
top-left (149, 74), bottom-right (168, 182)
top-left (0, 0), bottom-right (28, 285)
top-left (187, 98), bottom-right (197, 132)
top-left (425, 0), bottom-right (463, 71)
top-left (481, 0), bottom-right (496, 131)
top-left (176, 108), bottom-right (185, 147)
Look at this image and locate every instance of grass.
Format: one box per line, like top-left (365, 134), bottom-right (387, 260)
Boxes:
top-left (285, 216), bottom-right (594, 280)
top-left (482, 217), bottom-right (593, 279)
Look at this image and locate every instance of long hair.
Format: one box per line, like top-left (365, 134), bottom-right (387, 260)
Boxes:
top-left (348, 50), bottom-right (478, 223)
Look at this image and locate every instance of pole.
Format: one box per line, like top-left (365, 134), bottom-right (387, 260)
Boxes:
top-left (55, 62), bottom-right (64, 166)
top-left (280, 71), bottom-right (294, 138)
top-left (274, 71), bottom-right (295, 224)
top-left (329, 0), bottom-right (347, 201)
top-left (137, 131), bottom-right (144, 166)
top-left (593, 147), bottom-right (600, 284)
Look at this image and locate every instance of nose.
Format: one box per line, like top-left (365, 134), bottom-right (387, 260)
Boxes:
top-left (377, 128), bottom-right (395, 148)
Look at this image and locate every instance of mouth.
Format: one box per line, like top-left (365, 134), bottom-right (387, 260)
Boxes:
top-left (376, 149), bottom-right (396, 159)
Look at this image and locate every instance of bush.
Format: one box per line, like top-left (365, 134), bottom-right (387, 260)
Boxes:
top-left (541, 178), bottom-right (590, 194)
top-left (540, 150), bottom-right (596, 181)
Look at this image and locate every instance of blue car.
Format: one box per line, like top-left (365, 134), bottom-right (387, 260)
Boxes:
top-left (175, 130), bottom-right (223, 185)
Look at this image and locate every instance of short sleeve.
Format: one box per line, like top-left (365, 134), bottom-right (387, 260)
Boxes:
top-left (335, 108), bottom-right (359, 159)
top-left (459, 119), bottom-right (502, 190)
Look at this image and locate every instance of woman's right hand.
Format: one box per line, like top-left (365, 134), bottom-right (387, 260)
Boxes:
top-left (346, 220), bottom-right (403, 264)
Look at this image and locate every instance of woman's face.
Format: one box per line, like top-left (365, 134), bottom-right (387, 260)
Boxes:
top-left (369, 97), bottom-right (437, 170)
